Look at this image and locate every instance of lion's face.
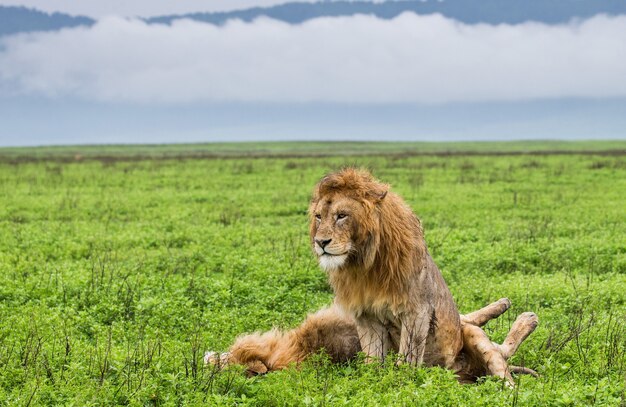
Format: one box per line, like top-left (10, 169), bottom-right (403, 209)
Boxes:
top-left (309, 168), bottom-right (389, 273)
top-left (309, 194), bottom-right (370, 272)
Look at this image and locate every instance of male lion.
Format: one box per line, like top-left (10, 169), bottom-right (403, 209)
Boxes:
top-left (206, 168), bottom-right (538, 385)
top-left (309, 168), bottom-right (461, 367)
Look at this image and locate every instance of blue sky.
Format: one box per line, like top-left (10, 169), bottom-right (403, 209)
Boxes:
top-left (0, 0), bottom-right (325, 17)
top-left (0, 1), bottom-right (625, 146)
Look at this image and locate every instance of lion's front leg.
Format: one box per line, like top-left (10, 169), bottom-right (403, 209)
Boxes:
top-left (398, 308), bottom-right (432, 366)
top-left (356, 316), bottom-right (391, 363)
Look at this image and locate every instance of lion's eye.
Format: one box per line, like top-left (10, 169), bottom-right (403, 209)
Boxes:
top-left (336, 213), bottom-right (348, 220)
top-left (315, 214), bottom-right (321, 221)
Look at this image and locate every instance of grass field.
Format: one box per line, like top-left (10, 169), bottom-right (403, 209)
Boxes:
top-left (2, 140), bottom-right (625, 162)
top-left (0, 141), bottom-right (625, 406)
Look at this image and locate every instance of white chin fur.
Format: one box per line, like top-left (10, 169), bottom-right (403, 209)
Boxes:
top-left (318, 254), bottom-right (348, 271)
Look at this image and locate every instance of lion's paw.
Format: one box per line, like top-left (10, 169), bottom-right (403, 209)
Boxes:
top-left (204, 351), bottom-right (230, 367)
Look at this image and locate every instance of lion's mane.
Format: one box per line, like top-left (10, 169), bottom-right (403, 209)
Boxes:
top-left (309, 168), bottom-right (427, 314)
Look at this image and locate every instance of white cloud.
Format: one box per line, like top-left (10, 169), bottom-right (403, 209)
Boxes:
top-left (1, 13), bottom-right (625, 104)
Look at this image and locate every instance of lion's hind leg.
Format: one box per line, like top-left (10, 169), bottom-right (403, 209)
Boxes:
top-left (460, 299), bottom-right (538, 362)
top-left (457, 301), bottom-right (539, 385)
top-left (498, 312), bottom-right (538, 360)
top-left (461, 298), bottom-right (511, 327)
top-left (458, 323), bottom-right (515, 386)
top-left (498, 312), bottom-right (539, 378)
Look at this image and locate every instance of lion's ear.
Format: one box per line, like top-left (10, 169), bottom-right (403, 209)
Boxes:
top-left (368, 185), bottom-right (388, 202)
top-left (246, 360), bottom-right (268, 376)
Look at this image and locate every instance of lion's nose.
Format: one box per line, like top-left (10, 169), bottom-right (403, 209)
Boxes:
top-left (315, 238), bottom-right (332, 249)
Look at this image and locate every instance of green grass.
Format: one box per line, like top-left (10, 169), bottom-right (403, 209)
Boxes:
top-left (1, 140), bottom-right (625, 161)
top-left (0, 141), bottom-right (625, 405)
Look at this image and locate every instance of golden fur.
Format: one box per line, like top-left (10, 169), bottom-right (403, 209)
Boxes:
top-left (207, 169), bottom-right (539, 385)
top-left (309, 168), bottom-right (462, 367)
top-left (209, 305), bottom-right (360, 376)
top-left (211, 299), bottom-right (538, 385)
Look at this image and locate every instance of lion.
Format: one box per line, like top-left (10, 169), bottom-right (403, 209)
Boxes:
top-left (309, 168), bottom-right (462, 367)
top-left (206, 300), bottom-right (538, 385)
top-left (205, 305), bottom-right (362, 375)
top-left (206, 168), bottom-right (538, 385)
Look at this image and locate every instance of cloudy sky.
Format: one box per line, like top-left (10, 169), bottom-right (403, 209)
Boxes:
top-left (0, 1), bottom-right (625, 146)
top-left (3, 13), bottom-right (625, 104)
top-left (1, 0), bottom-right (326, 17)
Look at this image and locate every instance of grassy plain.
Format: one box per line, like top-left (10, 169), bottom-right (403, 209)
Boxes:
top-left (0, 141), bottom-right (625, 406)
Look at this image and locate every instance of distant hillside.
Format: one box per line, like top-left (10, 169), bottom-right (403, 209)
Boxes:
top-left (0, 6), bottom-right (93, 37)
top-left (147, 0), bottom-right (626, 26)
top-left (2, 0), bottom-right (626, 37)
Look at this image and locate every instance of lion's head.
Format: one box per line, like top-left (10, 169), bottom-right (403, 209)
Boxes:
top-left (309, 168), bottom-right (426, 275)
top-left (308, 168), bottom-right (388, 272)
top-left (309, 168), bottom-right (427, 312)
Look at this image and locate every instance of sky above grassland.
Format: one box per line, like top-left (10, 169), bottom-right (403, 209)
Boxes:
top-left (0, 0), bottom-right (325, 17)
top-left (2, 14), bottom-right (625, 105)
top-left (0, 2), bottom-right (625, 145)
